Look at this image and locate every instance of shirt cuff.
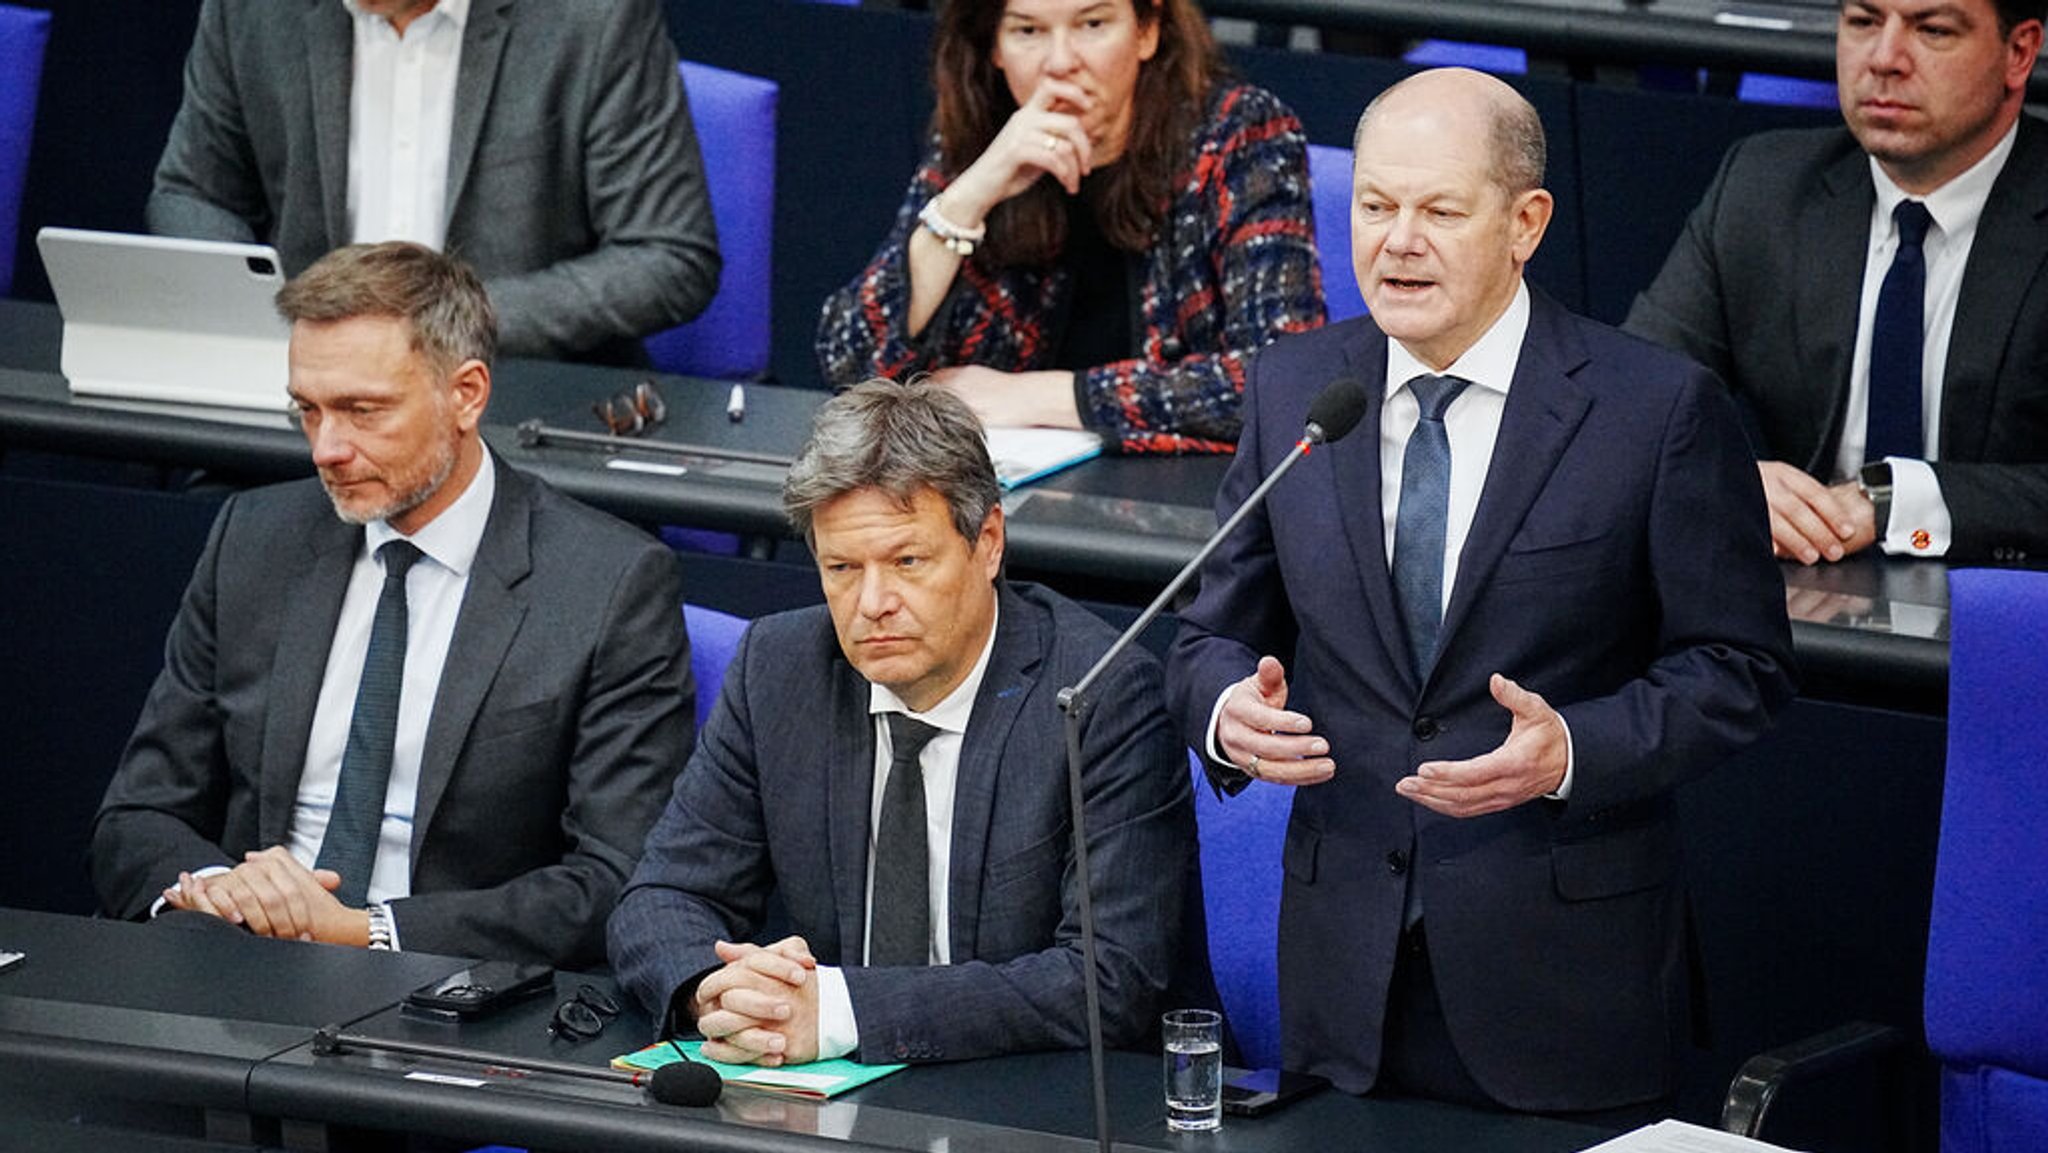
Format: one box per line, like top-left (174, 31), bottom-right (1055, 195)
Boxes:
top-left (148, 864), bottom-right (231, 918)
top-left (814, 965), bottom-right (858, 1060)
top-left (1546, 712), bottom-right (1576, 801)
top-left (1876, 456), bottom-right (1951, 557)
top-left (1204, 684), bottom-right (1237, 769)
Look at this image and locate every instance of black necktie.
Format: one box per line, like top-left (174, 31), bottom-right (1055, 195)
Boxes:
top-left (317, 539), bottom-right (423, 908)
top-left (1392, 374), bottom-right (1471, 682)
top-left (869, 713), bottom-right (941, 967)
top-left (1865, 200), bottom-right (1934, 464)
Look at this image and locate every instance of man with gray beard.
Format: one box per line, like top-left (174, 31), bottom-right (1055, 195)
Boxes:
top-left (91, 242), bottom-right (692, 967)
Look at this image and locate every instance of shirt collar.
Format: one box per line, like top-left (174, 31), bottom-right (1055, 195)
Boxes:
top-left (1868, 118), bottom-right (2017, 244)
top-left (1385, 280), bottom-right (1531, 400)
top-left (341, 0), bottom-right (468, 34)
top-left (868, 597), bottom-right (1001, 736)
top-left (363, 443), bottom-right (495, 578)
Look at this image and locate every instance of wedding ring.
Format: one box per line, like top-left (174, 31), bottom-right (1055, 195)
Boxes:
top-left (1246, 754), bottom-right (1262, 779)
top-left (1042, 133), bottom-right (1059, 152)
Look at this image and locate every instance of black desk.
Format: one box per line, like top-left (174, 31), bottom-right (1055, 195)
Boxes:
top-left (0, 907), bottom-right (461, 1140)
top-left (0, 910), bottom-right (1608, 1153)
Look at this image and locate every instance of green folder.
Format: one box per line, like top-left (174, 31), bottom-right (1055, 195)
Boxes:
top-left (613, 1039), bottom-right (906, 1100)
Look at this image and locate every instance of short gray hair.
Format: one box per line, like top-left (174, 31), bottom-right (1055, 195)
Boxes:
top-left (275, 241), bottom-right (497, 376)
top-left (1352, 76), bottom-right (1547, 196)
top-left (783, 378), bottom-right (1002, 544)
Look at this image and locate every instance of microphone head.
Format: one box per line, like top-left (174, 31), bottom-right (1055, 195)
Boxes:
top-left (1303, 376), bottom-right (1370, 445)
top-left (649, 1058), bottom-right (723, 1107)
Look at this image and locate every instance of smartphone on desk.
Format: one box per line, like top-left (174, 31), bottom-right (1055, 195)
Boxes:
top-left (403, 960), bottom-right (553, 1020)
top-left (1221, 1068), bottom-right (1327, 1117)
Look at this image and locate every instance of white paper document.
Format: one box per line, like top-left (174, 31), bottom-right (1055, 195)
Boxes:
top-left (1579, 1119), bottom-right (1803, 1153)
top-left (984, 426), bottom-right (1104, 490)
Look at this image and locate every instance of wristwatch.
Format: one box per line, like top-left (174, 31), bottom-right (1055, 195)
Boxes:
top-left (365, 903), bottom-right (395, 951)
top-left (1859, 460), bottom-right (1894, 539)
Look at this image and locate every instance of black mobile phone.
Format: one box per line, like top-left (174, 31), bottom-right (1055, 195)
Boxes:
top-left (403, 961), bottom-right (554, 1019)
top-left (1221, 1068), bottom-right (1327, 1117)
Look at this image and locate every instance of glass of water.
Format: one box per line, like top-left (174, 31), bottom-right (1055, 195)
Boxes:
top-left (1162, 1008), bottom-right (1223, 1131)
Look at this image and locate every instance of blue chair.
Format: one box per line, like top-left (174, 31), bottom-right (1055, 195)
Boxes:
top-left (683, 603), bottom-right (750, 729)
top-left (1402, 39), bottom-right (1528, 75)
top-left (1925, 569), bottom-right (2048, 1152)
top-left (643, 61), bottom-right (778, 381)
top-left (1190, 750), bottom-right (1292, 1070)
top-left (1306, 144), bottom-right (1365, 324)
top-left (0, 4), bottom-right (54, 297)
top-left (1737, 73), bottom-right (1838, 109)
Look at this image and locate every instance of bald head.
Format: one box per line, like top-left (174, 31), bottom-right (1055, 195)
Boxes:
top-left (1353, 68), bottom-right (1547, 197)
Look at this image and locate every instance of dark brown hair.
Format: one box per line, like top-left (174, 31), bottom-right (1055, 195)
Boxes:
top-left (931, 0), bottom-right (1222, 268)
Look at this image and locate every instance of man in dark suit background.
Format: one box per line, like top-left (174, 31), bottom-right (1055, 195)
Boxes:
top-left (609, 379), bottom-right (1194, 1066)
top-left (91, 242), bottom-right (692, 968)
top-left (1627, 0), bottom-right (2047, 565)
top-left (1167, 69), bottom-right (1796, 1118)
top-left (147, 0), bottom-right (720, 365)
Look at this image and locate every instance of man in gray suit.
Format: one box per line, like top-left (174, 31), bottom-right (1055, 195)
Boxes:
top-left (91, 242), bottom-right (692, 968)
top-left (1627, 0), bottom-right (2048, 565)
top-left (147, 0), bottom-right (719, 365)
top-left (609, 380), bottom-right (1194, 1066)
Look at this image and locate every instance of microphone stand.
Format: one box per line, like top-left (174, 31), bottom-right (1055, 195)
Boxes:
top-left (1054, 429), bottom-right (1328, 1153)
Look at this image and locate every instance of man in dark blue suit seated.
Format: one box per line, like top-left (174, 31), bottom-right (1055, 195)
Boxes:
top-left (609, 379), bottom-right (1195, 1066)
top-left (1167, 69), bottom-right (1797, 1120)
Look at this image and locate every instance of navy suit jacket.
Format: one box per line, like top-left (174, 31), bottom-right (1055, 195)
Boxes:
top-left (1168, 292), bottom-right (1796, 1110)
top-left (1626, 118), bottom-right (2048, 562)
top-left (91, 459), bottom-right (693, 967)
top-left (147, 0), bottom-right (719, 364)
top-left (609, 582), bottom-right (1195, 1065)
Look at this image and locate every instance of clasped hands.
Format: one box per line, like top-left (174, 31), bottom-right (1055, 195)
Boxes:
top-left (1217, 655), bottom-right (1568, 817)
top-left (161, 845), bottom-right (370, 945)
top-left (1759, 460), bottom-right (1878, 564)
top-left (690, 936), bottom-right (821, 1067)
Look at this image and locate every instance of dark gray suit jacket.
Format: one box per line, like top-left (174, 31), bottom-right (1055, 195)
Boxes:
top-left (1169, 295), bottom-right (1796, 1111)
top-left (90, 459), bottom-right (693, 967)
top-left (1626, 117), bottom-right (2048, 562)
top-left (608, 582), bottom-right (1195, 1065)
top-left (146, 0), bottom-right (720, 364)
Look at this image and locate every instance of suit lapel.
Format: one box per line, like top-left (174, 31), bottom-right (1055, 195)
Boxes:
top-left (260, 512), bottom-right (360, 846)
top-left (1790, 149), bottom-right (1876, 474)
top-left (410, 460), bottom-right (531, 865)
top-left (1941, 118), bottom-right (2048, 461)
top-left (945, 586), bottom-right (1040, 961)
top-left (1324, 324), bottom-right (1415, 690)
top-left (443, 0), bottom-right (514, 230)
top-left (1436, 294), bottom-right (1592, 670)
top-left (827, 656), bottom-right (878, 963)
top-left (305, 0), bottom-right (355, 248)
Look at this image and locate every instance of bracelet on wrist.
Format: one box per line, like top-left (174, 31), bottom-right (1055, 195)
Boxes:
top-left (365, 903), bottom-right (395, 951)
top-left (917, 197), bottom-right (986, 256)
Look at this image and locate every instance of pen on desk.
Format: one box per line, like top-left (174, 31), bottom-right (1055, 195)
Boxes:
top-left (726, 383), bottom-right (746, 423)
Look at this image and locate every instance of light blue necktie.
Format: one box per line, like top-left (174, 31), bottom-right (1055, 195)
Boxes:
top-left (1392, 375), bottom-right (1471, 682)
top-left (316, 539), bottom-right (422, 908)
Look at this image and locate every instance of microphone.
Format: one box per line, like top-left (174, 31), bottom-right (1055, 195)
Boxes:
top-left (1053, 375), bottom-right (1368, 1153)
top-left (648, 1049), bottom-right (725, 1107)
top-left (313, 1027), bottom-right (723, 1107)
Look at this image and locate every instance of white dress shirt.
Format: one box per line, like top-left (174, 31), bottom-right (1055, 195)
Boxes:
top-left (345, 0), bottom-right (466, 249)
top-left (812, 604), bottom-right (1001, 1060)
top-left (1841, 121), bottom-right (2015, 557)
top-left (287, 447), bottom-right (496, 911)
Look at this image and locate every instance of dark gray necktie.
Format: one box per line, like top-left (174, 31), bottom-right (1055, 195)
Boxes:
top-left (869, 713), bottom-right (941, 967)
top-left (317, 539), bottom-right (423, 908)
top-left (1865, 200), bottom-right (1934, 464)
top-left (1392, 375), bottom-right (1471, 682)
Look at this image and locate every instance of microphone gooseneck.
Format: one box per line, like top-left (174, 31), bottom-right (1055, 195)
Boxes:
top-left (1054, 375), bottom-right (1366, 1153)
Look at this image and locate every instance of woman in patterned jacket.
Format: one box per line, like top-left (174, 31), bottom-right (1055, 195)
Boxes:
top-left (816, 0), bottom-right (1324, 454)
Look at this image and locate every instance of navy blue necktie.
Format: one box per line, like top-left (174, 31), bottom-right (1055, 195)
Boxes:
top-left (869, 713), bottom-right (941, 967)
top-left (1393, 375), bottom-right (1471, 682)
top-left (317, 539), bottom-right (423, 908)
top-left (1865, 200), bottom-right (1934, 464)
